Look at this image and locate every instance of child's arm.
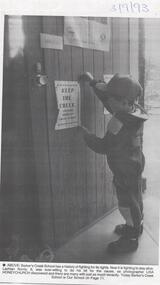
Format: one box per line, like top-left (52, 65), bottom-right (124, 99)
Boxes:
top-left (79, 72), bottom-right (113, 114)
top-left (78, 126), bottom-right (107, 154)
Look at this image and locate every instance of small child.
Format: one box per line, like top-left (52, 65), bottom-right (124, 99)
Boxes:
top-left (78, 72), bottom-right (148, 254)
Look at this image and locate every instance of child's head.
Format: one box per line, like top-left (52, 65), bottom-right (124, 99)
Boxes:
top-left (98, 74), bottom-right (142, 113)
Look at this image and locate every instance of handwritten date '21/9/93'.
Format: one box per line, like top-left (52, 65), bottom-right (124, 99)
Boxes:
top-left (111, 2), bottom-right (149, 14)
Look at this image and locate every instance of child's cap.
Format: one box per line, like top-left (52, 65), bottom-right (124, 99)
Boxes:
top-left (97, 74), bottom-right (143, 103)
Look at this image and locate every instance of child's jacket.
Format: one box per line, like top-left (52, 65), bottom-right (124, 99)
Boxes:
top-left (84, 80), bottom-right (148, 177)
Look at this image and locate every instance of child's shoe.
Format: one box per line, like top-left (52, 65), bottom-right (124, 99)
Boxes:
top-left (107, 236), bottom-right (138, 254)
top-left (114, 223), bottom-right (143, 237)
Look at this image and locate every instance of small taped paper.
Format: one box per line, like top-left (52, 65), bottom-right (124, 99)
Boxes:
top-left (40, 33), bottom-right (63, 50)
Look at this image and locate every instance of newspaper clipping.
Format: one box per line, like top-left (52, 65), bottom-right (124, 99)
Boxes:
top-left (0, 0), bottom-right (160, 284)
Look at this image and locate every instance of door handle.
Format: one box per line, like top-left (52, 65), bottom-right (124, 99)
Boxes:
top-left (35, 62), bottom-right (48, 87)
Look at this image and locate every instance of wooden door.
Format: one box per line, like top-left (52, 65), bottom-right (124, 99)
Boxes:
top-left (41, 16), bottom-right (112, 247)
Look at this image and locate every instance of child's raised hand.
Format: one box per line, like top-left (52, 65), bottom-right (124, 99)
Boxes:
top-left (78, 72), bottom-right (94, 83)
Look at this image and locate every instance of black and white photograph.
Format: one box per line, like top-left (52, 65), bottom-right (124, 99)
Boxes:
top-left (0, 0), bottom-right (160, 283)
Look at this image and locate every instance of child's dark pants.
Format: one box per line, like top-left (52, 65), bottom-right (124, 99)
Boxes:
top-left (108, 155), bottom-right (144, 237)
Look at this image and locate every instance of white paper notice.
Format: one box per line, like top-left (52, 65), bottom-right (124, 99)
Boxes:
top-left (55, 81), bottom-right (81, 130)
top-left (64, 17), bottom-right (89, 49)
top-left (89, 20), bottom-right (110, 51)
top-left (40, 33), bottom-right (63, 50)
top-left (64, 17), bottom-right (110, 51)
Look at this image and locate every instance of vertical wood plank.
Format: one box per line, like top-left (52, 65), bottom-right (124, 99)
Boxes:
top-left (42, 16), bottom-right (66, 247)
top-left (103, 18), bottom-right (116, 211)
top-left (139, 19), bottom-right (145, 107)
top-left (119, 18), bottom-right (130, 74)
top-left (57, 17), bottom-right (78, 241)
top-left (112, 18), bottom-right (129, 74)
top-left (83, 46), bottom-right (97, 223)
top-left (93, 42), bottom-right (105, 218)
top-left (71, 45), bottom-right (87, 230)
top-left (103, 18), bottom-right (112, 76)
top-left (112, 18), bottom-right (121, 73)
top-left (129, 18), bottom-right (139, 79)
